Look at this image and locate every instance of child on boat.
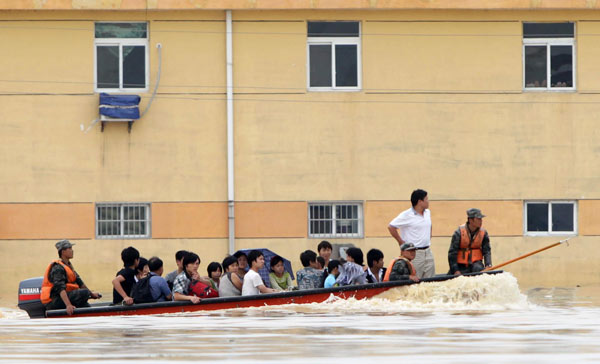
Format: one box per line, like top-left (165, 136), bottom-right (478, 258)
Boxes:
top-left (269, 255), bottom-right (293, 291)
top-left (324, 260), bottom-right (341, 288)
top-left (207, 262), bottom-right (222, 290)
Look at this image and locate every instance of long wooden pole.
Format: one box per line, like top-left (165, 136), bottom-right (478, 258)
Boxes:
top-left (483, 237), bottom-right (571, 272)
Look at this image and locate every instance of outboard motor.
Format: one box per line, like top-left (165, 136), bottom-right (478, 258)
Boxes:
top-left (18, 277), bottom-right (46, 318)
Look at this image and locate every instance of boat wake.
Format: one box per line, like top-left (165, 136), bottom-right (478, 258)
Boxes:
top-left (244, 272), bottom-right (529, 314)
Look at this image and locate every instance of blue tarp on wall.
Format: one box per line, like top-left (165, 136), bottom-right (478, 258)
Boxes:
top-left (99, 93), bottom-right (141, 119)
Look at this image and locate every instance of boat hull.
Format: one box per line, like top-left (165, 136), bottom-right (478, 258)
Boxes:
top-left (40, 270), bottom-right (502, 318)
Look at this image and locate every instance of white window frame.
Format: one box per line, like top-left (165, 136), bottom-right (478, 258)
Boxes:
top-left (307, 23), bottom-right (362, 92)
top-left (94, 22), bottom-right (149, 93)
top-left (523, 200), bottom-right (577, 236)
top-left (523, 33), bottom-right (576, 92)
top-left (308, 201), bottom-right (364, 238)
top-left (96, 202), bottom-right (151, 239)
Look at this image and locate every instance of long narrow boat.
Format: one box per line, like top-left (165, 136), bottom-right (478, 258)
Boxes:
top-left (18, 270), bottom-right (502, 319)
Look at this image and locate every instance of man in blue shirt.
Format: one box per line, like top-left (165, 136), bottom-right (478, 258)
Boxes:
top-left (148, 257), bottom-right (172, 302)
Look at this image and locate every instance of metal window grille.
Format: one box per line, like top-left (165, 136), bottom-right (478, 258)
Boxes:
top-left (96, 203), bottom-right (150, 239)
top-left (309, 202), bottom-right (363, 238)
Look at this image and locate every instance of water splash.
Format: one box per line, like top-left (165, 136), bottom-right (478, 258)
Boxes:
top-left (244, 272), bottom-right (529, 314)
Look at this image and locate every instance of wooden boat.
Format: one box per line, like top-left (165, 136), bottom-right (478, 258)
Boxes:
top-left (18, 270), bottom-right (502, 319)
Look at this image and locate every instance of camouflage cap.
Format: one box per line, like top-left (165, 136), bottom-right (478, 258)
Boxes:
top-left (400, 242), bottom-right (417, 251)
top-left (55, 239), bottom-right (75, 251)
top-left (467, 208), bottom-right (486, 218)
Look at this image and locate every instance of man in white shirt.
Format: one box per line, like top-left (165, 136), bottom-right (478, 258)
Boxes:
top-left (242, 250), bottom-right (278, 296)
top-left (387, 189), bottom-right (435, 278)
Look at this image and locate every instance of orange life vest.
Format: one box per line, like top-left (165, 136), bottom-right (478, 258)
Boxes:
top-left (457, 225), bottom-right (485, 265)
top-left (40, 260), bottom-right (80, 304)
top-left (383, 256), bottom-right (416, 282)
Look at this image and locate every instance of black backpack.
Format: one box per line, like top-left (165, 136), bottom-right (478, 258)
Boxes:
top-left (130, 275), bottom-right (154, 304)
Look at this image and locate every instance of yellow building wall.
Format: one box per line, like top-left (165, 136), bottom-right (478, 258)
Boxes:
top-left (363, 21), bottom-right (522, 92)
top-left (2, 9), bottom-right (600, 306)
top-left (0, 203), bottom-right (94, 239)
top-left (152, 202), bottom-right (229, 238)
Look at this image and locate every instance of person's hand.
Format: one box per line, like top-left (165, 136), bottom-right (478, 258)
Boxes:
top-left (90, 292), bottom-right (101, 299)
top-left (190, 296), bottom-right (201, 304)
top-left (123, 296), bottom-right (134, 305)
top-left (191, 272), bottom-right (200, 281)
top-left (409, 275), bottom-right (420, 283)
top-left (454, 271), bottom-right (462, 276)
top-left (66, 304), bottom-right (75, 315)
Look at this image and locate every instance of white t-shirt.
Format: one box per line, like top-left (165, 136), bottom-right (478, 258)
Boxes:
top-left (389, 207), bottom-right (432, 248)
top-left (242, 269), bottom-right (264, 296)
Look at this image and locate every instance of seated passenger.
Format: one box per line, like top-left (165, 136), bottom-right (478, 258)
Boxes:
top-left (112, 246), bottom-right (140, 305)
top-left (234, 251), bottom-right (249, 279)
top-left (296, 250), bottom-right (322, 290)
top-left (172, 252), bottom-right (201, 303)
top-left (316, 256), bottom-right (326, 271)
top-left (207, 262), bottom-right (222, 290)
top-left (365, 249), bottom-right (385, 283)
top-left (165, 250), bottom-right (188, 291)
top-left (147, 256), bottom-right (172, 302)
top-left (41, 240), bottom-right (101, 315)
top-left (318, 240), bottom-right (333, 267)
top-left (242, 250), bottom-right (277, 296)
top-left (324, 260), bottom-right (341, 289)
top-left (383, 243), bottom-right (420, 283)
top-left (336, 247), bottom-right (367, 286)
top-left (219, 256), bottom-right (243, 297)
top-left (269, 255), bottom-right (293, 291)
top-left (135, 257), bottom-right (149, 282)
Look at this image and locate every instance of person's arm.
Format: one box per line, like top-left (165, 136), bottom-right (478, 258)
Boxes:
top-left (49, 265), bottom-right (75, 314)
top-left (482, 231), bottom-right (492, 268)
top-left (172, 276), bottom-right (199, 303)
top-left (286, 273), bottom-right (293, 290)
top-left (158, 279), bottom-right (172, 301)
top-left (448, 229), bottom-right (461, 275)
top-left (231, 273), bottom-right (243, 290)
top-left (257, 284), bottom-right (277, 294)
top-left (173, 292), bottom-right (200, 303)
top-left (78, 272), bottom-right (100, 299)
top-left (269, 274), bottom-right (284, 291)
top-left (59, 289), bottom-right (76, 315)
top-left (112, 275), bottom-right (133, 305)
top-left (387, 225), bottom-right (405, 246)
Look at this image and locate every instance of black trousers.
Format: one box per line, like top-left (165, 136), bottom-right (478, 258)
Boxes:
top-left (45, 289), bottom-right (91, 310)
top-left (457, 261), bottom-right (485, 274)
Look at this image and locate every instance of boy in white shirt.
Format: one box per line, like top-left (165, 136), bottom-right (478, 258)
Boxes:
top-left (242, 250), bottom-right (278, 296)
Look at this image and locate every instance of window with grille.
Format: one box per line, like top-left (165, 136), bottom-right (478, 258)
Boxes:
top-left (96, 203), bottom-right (150, 239)
top-left (309, 202), bottom-right (363, 238)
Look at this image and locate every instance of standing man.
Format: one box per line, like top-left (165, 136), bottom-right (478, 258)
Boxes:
top-left (448, 208), bottom-right (492, 275)
top-left (387, 189), bottom-right (435, 278)
top-left (40, 240), bottom-right (101, 315)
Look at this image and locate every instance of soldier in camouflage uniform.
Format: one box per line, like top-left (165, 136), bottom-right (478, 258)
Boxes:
top-left (387, 242), bottom-right (420, 282)
top-left (42, 240), bottom-right (101, 315)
